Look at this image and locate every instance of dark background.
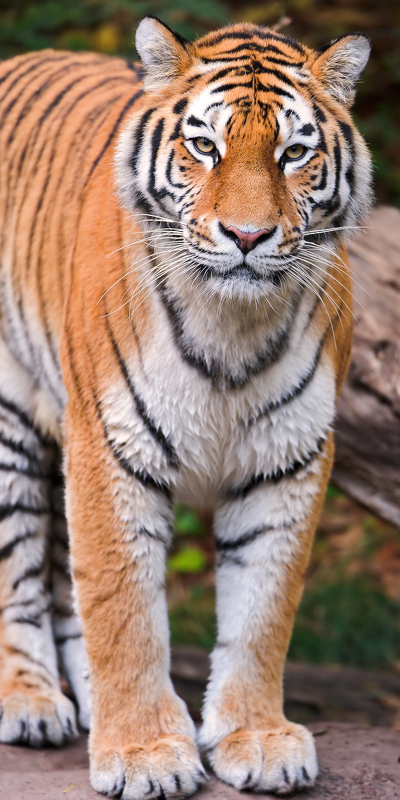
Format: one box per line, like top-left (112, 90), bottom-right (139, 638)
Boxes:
top-left (1, 0), bottom-right (399, 205)
top-left (1, 1), bottom-right (399, 671)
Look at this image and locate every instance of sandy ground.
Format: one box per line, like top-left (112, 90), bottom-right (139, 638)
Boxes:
top-left (0, 723), bottom-right (399, 800)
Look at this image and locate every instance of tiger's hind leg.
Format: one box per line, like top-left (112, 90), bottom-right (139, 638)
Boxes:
top-left (50, 463), bottom-right (91, 730)
top-left (0, 351), bottom-right (77, 746)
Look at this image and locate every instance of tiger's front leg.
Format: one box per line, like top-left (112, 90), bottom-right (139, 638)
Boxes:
top-left (65, 408), bottom-right (205, 800)
top-left (199, 436), bottom-right (334, 795)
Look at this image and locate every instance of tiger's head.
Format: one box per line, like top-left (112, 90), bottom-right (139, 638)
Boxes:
top-left (116, 18), bottom-right (372, 302)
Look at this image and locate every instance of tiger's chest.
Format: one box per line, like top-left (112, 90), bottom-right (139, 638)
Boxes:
top-left (100, 296), bottom-right (336, 508)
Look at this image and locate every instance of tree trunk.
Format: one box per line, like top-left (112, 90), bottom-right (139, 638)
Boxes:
top-left (332, 205), bottom-right (400, 527)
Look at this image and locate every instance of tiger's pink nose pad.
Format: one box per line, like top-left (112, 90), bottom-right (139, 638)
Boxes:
top-left (226, 226), bottom-right (271, 252)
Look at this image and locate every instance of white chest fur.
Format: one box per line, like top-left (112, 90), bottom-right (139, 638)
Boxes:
top-left (101, 286), bottom-right (336, 510)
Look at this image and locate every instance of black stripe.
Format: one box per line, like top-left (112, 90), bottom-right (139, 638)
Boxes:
top-left (0, 503), bottom-right (49, 522)
top-left (316, 123), bottom-right (327, 154)
top-left (138, 527), bottom-right (169, 544)
top-left (298, 123), bottom-right (315, 137)
top-left (103, 432), bottom-right (172, 500)
top-left (338, 119), bottom-right (355, 191)
top-left (0, 394), bottom-right (51, 447)
top-left (6, 645), bottom-right (52, 677)
top-left (210, 80), bottom-right (252, 94)
top-left (217, 552), bottom-right (245, 567)
top-left (248, 329), bottom-right (329, 424)
top-left (104, 317), bottom-right (179, 467)
top-left (0, 55), bottom-right (67, 132)
top-left (12, 562), bottom-right (45, 591)
top-left (216, 525), bottom-right (274, 551)
top-left (0, 531), bottom-right (38, 562)
top-left (202, 29), bottom-right (304, 53)
top-left (165, 151), bottom-right (185, 190)
top-left (14, 616), bottom-right (41, 629)
top-left (186, 115), bottom-right (207, 128)
top-left (229, 438), bottom-right (326, 499)
top-left (169, 118), bottom-right (182, 141)
top-left (87, 90), bottom-right (143, 184)
top-left (173, 98), bottom-right (188, 115)
top-left (0, 52), bottom-right (42, 90)
top-left (26, 82), bottom-right (140, 281)
top-left (55, 632), bottom-right (82, 646)
top-left (267, 85), bottom-right (294, 100)
top-left (12, 59), bottom-right (110, 164)
top-left (313, 103), bottom-right (327, 124)
top-left (259, 68), bottom-right (296, 88)
top-left (0, 432), bottom-right (42, 465)
top-left (148, 118), bottom-right (165, 200)
top-left (10, 64), bottom-right (96, 147)
top-left (0, 462), bottom-right (44, 479)
top-left (81, 342), bottom-right (173, 501)
top-left (52, 604), bottom-right (74, 618)
top-left (158, 282), bottom-right (300, 390)
top-left (315, 161), bottom-right (328, 192)
top-left (34, 83), bottom-right (133, 376)
top-left (315, 133), bottom-right (342, 217)
top-left (129, 107), bottom-right (156, 175)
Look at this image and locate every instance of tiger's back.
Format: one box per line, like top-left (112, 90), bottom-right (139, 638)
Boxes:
top-left (0, 50), bottom-right (143, 425)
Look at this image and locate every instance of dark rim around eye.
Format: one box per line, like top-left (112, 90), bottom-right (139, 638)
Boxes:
top-left (193, 137), bottom-right (216, 154)
top-left (285, 144), bottom-right (306, 160)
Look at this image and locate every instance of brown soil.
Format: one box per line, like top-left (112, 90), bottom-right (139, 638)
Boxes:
top-left (0, 723), bottom-right (399, 800)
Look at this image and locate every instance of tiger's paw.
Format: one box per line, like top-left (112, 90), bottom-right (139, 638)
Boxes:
top-left (90, 734), bottom-right (207, 800)
top-left (0, 686), bottom-right (78, 747)
top-left (205, 723), bottom-right (318, 795)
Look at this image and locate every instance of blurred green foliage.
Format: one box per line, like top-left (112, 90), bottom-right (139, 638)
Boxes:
top-left (169, 572), bottom-right (400, 669)
top-left (0, 0), bottom-right (229, 56)
top-left (0, 0), bottom-right (399, 205)
top-left (174, 504), bottom-right (205, 538)
top-left (170, 574), bottom-right (400, 669)
top-left (289, 573), bottom-right (400, 669)
top-left (168, 546), bottom-right (207, 573)
top-left (169, 586), bottom-right (216, 649)
top-left (167, 490), bottom-right (400, 669)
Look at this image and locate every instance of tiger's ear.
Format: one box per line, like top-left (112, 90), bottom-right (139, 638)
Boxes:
top-left (136, 17), bottom-right (191, 92)
top-left (312, 34), bottom-right (370, 105)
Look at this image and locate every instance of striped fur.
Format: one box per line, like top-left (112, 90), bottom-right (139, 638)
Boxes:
top-left (0, 18), bottom-right (371, 798)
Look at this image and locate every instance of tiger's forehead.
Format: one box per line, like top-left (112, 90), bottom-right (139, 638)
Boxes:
top-left (182, 61), bottom-right (318, 149)
top-left (193, 23), bottom-right (308, 63)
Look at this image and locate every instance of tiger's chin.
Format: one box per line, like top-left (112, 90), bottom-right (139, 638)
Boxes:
top-left (194, 263), bottom-right (292, 304)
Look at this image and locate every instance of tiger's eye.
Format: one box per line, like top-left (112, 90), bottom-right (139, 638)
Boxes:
top-left (284, 144), bottom-right (306, 160)
top-left (193, 137), bottom-right (216, 155)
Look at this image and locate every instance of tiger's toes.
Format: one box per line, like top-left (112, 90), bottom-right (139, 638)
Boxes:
top-left (207, 723), bottom-right (318, 795)
top-left (0, 687), bottom-right (78, 747)
top-left (90, 734), bottom-right (207, 800)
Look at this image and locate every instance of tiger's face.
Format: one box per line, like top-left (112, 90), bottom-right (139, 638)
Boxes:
top-left (116, 20), bottom-right (372, 301)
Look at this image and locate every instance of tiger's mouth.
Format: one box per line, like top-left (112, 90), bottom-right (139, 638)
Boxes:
top-left (192, 260), bottom-right (291, 287)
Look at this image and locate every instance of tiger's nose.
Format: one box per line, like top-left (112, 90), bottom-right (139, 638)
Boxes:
top-left (220, 224), bottom-right (274, 254)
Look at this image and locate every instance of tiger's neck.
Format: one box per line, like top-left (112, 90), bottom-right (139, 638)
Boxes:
top-left (143, 256), bottom-right (309, 392)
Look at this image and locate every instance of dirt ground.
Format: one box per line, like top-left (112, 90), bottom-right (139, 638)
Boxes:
top-left (0, 723), bottom-right (399, 800)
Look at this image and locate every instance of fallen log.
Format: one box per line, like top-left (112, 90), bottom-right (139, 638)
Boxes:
top-left (333, 205), bottom-right (400, 528)
top-left (170, 646), bottom-right (400, 728)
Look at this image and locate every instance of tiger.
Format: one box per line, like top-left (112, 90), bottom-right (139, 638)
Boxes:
top-left (0, 15), bottom-right (371, 799)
